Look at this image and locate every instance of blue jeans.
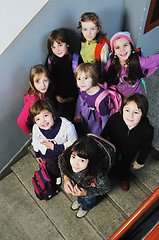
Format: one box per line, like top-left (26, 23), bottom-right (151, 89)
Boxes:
top-left (77, 196), bottom-right (96, 211)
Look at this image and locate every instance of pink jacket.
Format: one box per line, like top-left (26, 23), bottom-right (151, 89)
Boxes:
top-left (17, 92), bottom-right (47, 134)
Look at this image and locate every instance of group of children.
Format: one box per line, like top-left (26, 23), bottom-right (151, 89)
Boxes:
top-left (17, 12), bottom-right (159, 218)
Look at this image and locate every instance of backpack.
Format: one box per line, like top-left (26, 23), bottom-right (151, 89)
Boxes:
top-left (87, 133), bottom-right (116, 171)
top-left (47, 53), bottom-right (79, 73)
top-left (32, 162), bottom-right (57, 200)
top-left (95, 82), bottom-right (122, 125)
top-left (95, 37), bottom-right (111, 62)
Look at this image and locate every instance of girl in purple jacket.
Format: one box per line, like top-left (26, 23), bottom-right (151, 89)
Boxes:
top-left (17, 65), bottom-right (53, 134)
top-left (102, 31), bottom-right (159, 97)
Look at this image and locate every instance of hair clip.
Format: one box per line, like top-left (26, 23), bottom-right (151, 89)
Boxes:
top-left (79, 18), bottom-right (82, 23)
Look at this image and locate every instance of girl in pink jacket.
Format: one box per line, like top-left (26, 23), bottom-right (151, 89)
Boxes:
top-left (17, 64), bottom-right (53, 134)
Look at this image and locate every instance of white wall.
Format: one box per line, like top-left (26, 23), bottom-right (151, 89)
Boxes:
top-left (0, 0), bottom-right (124, 173)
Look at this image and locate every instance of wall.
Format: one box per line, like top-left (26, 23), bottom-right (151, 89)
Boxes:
top-left (0, 0), bottom-right (124, 173)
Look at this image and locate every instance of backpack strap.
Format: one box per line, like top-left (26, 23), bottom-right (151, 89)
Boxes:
top-left (72, 53), bottom-right (79, 73)
top-left (95, 37), bottom-right (111, 62)
top-left (95, 87), bottom-right (109, 128)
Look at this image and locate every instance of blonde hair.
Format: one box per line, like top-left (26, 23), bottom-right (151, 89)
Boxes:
top-left (74, 63), bottom-right (99, 86)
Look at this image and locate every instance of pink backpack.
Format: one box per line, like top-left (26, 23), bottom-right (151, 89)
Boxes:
top-left (95, 82), bottom-right (122, 124)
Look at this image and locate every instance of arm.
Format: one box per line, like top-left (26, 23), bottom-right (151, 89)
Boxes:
top-left (139, 54), bottom-right (159, 77)
top-left (86, 173), bottom-right (111, 197)
top-left (17, 96), bottom-right (36, 134)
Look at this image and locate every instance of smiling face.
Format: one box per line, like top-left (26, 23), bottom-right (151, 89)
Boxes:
top-left (123, 101), bottom-right (142, 129)
top-left (113, 37), bottom-right (132, 65)
top-left (33, 73), bottom-right (49, 94)
top-left (76, 71), bottom-right (93, 93)
top-left (70, 151), bottom-right (89, 173)
top-left (34, 110), bottom-right (54, 130)
top-left (51, 41), bottom-right (68, 58)
top-left (81, 21), bottom-right (99, 42)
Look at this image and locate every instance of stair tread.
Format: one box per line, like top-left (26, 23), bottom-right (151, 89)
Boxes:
top-left (0, 173), bottom-right (64, 240)
top-left (11, 152), bottom-right (127, 239)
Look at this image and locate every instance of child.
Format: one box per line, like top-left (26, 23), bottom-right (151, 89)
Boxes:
top-left (101, 93), bottom-right (154, 191)
top-left (46, 29), bottom-right (83, 122)
top-left (59, 136), bottom-right (111, 218)
top-left (17, 64), bottom-right (53, 134)
top-left (29, 99), bottom-right (78, 188)
top-left (77, 12), bottom-right (110, 73)
top-left (103, 31), bottom-right (159, 97)
top-left (74, 63), bottom-right (109, 136)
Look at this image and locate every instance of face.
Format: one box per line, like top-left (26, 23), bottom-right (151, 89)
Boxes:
top-left (81, 21), bottom-right (99, 42)
top-left (76, 71), bottom-right (93, 93)
top-left (113, 38), bottom-right (132, 64)
top-left (123, 101), bottom-right (142, 129)
top-left (51, 41), bottom-right (68, 57)
top-left (70, 152), bottom-right (89, 173)
top-left (34, 110), bottom-right (54, 130)
top-left (33, 73), bottom-right (49, 94)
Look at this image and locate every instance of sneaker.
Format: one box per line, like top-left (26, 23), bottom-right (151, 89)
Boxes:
top-left (121, 180), bottom-right (130, 191)
top-left (71, 200), bottom-right (81, 211)
top-left (76, 207), bottom-right (88, 218)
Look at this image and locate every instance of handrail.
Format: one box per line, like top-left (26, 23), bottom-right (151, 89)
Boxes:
top-left (108, 187), bottom-right (159, 240)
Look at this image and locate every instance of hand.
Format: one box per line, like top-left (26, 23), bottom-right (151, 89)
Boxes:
top-left (40, 140), bottom-right (54, 150)
top-left (64, 175), bottom-right (75, 194)
top-left (63, 97), bottom-right (74, 103)
top-left (36, 157), bottom-right (44, 165)
top-left (132, 162), bottom-right (141, 170)
top-left (74, 115), bottom-right (83, 123)
top-left (56, 95), bottom-right (65, 103)
top-left (71, 184), bottom-right (87, 196)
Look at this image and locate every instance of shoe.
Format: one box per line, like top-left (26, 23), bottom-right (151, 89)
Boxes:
top-left (121, 180), bottom-right (130, 191)
top-left (71, 200), bottom-right (81, 211)
top-left (76, 207), bottom-right (88, 218)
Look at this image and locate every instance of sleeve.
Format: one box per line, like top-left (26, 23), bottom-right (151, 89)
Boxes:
top-left (100, 42), bottom-right (109, 72)
top-left (101, 113), bottom-right (114, 139)
top-left (63, 120), bottom-right (78, 150)
top-left (17, 97), bottom-right (35, 134)
top-left (136, 125), bottom-right (154, 165)
top-left (86, 173), bottom-right (111, 196)
top-left (139, 54), bottom-right (159, 77)
top-left (75, 94), bottom-right (82, 116)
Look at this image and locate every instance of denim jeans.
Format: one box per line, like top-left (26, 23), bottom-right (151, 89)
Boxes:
top-left (77, 195), bottom-right (96, 211)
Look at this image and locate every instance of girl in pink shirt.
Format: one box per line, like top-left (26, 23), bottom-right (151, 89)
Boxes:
top-left (17, 64), bottom-right (53, 134)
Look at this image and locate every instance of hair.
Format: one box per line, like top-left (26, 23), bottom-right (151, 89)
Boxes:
top-left (61, 136), bottom-right (108, 183)
top-left (74, 63), bottom-right (99, 87)
top-left (47, 29), bottom-right (72, 63)
top-left (29, 99), bottom-right (59, 123)
top-left (26, 64), bottom-right (53, 98)
top-left (77, 12), bottom-right (106, 42)
top-left (120, 93), bottom-right (149, 118)
top-left (106, 42), bottom-right (145, 86)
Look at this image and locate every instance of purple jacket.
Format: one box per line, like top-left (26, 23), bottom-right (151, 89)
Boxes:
top-left (105, 54), bottom-right (159, 96)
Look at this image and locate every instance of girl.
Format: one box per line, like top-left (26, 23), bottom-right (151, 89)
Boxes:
top-left (59, 136), bottom-right (111, 218)
top-left (46, 29), bottom-right (83, 122)
top-left (74, 63), bottom-right (109, 136)
top-left (29, 99), bottom-right (78, 188)
top-left (101, 93), bottom-right (154, 191)
top-left (17, 64), bottom-right (53, 134)
top-left (78, 12), bottom-right (110, 73)
top-left (103, 31), bottom-right (159, 97)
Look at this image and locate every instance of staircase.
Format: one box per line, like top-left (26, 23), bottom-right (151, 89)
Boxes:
top-left (0, 145), bottom-right (158, 240)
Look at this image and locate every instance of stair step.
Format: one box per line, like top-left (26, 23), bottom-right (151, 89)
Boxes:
top-left (0, 173), bottom-right (64, 240)
top-left (131, 153), bottom-right (159, 194)
top-left (0, 195), bottom-right (29, 240)
top-left (11, 152), bottom-right (127, 239)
